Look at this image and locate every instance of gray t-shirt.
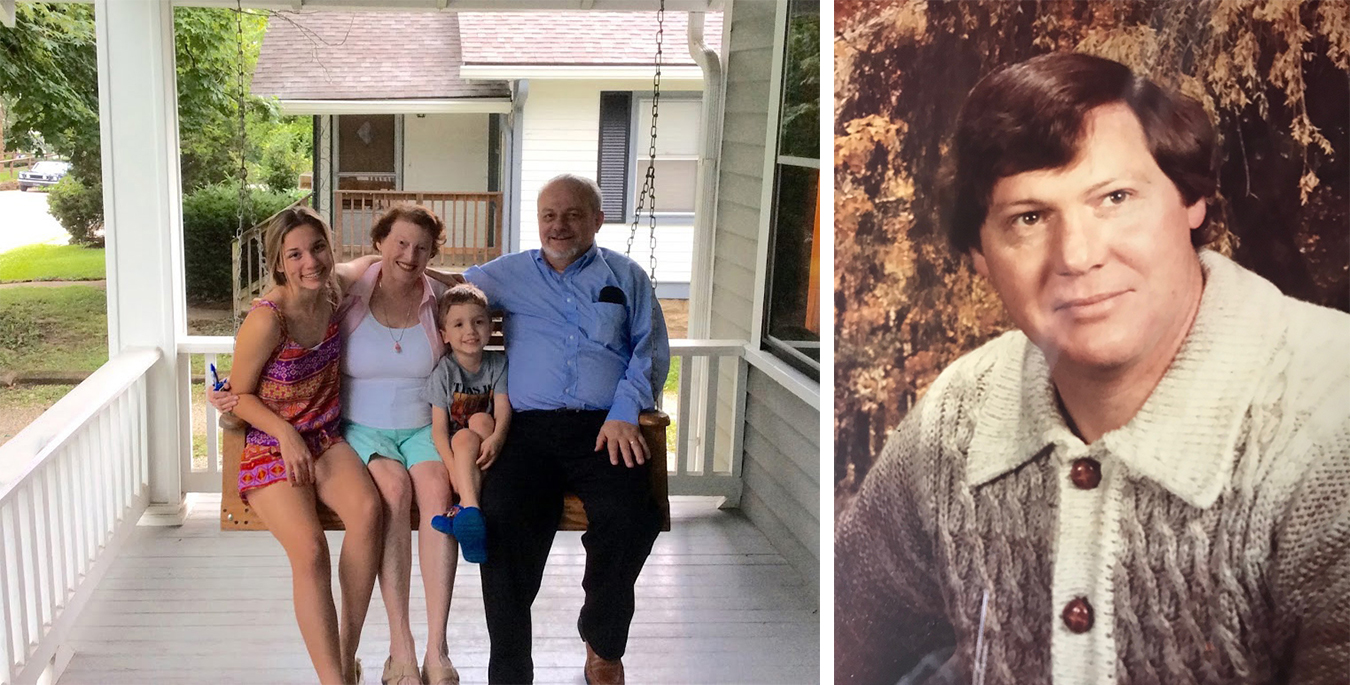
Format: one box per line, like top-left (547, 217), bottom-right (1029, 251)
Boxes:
top-left (421, 351), bottom-right (508, 429)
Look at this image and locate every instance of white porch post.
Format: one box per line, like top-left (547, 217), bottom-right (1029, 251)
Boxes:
top-left (95, 0), bottom-right (187, 522)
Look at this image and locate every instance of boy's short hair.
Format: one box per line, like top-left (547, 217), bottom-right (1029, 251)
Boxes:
top-left (437, 283), bottom-right (490, 325)
top-left (942, 52), bottom-right (1220, 255)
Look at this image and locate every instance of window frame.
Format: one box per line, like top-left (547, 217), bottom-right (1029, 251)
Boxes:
top-left (749, 0), bottom-right (821, 385)
top-left (597, 89), bottom-right (703, 224)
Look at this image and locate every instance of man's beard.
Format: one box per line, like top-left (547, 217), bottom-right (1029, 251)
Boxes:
top-left (543, 242), bottom-right (585, 263)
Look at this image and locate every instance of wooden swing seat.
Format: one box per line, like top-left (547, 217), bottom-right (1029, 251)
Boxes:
top-left (219, 410), bottom-right (671, 532)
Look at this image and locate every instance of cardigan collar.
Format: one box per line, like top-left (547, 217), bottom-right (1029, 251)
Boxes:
top-left (966, 250), bottom-right (1285, 509)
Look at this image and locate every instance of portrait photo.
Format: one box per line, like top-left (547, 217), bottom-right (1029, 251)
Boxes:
top-left (834, 1), bottom-right (1348, 683)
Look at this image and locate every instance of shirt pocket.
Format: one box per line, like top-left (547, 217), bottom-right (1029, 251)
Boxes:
top-left (588, 302), bottom-right (628, 348)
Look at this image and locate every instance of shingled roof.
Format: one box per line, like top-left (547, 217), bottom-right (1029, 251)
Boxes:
top-left (252, 11), bottom-right (724, 101)
top-left (458, 12), bottom-right (723, 66)
top-left (251, 12), bottom-right (510, 101)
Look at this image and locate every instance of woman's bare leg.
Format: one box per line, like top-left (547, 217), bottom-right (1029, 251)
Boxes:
top-left (366, 457), bottom-right (419, 680)
top-left (314, 443), bottom-right (384, 683)
top-left (410, 460), bottom-right (457, 673)
top-left (247, 481), bottom-right (343, 684)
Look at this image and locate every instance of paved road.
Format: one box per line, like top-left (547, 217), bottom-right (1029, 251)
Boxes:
top-left (0, 190), bottom-right (70, 255)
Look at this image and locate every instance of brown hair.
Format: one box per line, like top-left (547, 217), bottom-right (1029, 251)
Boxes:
top-left (942, 52), bottom-right (1220, 254)
top-left (437, 283), bottom-right (489, 327)
top-left (263, 205), bottom-right (338, 295)
top-left (370, 204), bottom-right (447, 250)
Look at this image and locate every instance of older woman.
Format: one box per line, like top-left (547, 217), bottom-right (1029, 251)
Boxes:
top-left (215, 205), bottom-right (461, 685)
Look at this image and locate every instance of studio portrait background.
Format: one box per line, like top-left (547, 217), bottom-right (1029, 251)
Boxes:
top-left (833, 0), bottom-right (1349, 511)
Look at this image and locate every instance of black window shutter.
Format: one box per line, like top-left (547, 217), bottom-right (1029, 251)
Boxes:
top-left (597, 92), bottom-right (631, 219)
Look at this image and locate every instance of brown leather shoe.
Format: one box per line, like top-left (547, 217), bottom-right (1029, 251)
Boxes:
top-left (584, 642), bottom-right (624, 685)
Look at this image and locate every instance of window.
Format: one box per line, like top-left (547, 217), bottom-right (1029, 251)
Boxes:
top-left (597, 92), bottom-right (702, 221)
top-left (761, 0), bottom-right (820, 379)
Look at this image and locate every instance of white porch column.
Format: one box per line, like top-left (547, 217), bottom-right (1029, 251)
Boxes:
top-left (95, 0), bottom-right (187, 521)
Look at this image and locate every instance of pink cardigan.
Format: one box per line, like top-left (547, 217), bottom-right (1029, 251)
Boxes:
top-left (338, 262), bottom-right (444, 363)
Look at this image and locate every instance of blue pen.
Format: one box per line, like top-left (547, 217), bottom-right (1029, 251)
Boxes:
top-left (209, 363), bottom-right (225, 391)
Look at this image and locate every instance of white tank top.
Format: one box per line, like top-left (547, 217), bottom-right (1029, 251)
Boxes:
top-left (341, 312), bottom-right (436, 429)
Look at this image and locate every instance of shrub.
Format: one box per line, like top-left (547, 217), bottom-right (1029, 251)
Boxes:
top-left (182, 182), bottom-right (300, 302)
top-left (46, 177), bottom-right (105, 246)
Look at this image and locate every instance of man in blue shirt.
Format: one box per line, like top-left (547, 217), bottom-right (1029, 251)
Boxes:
top-left (463, 174), bottom-right (670, 685)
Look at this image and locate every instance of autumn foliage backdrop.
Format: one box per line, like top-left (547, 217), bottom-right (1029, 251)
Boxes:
top-left (834, 0), bottom-right (1349, 508)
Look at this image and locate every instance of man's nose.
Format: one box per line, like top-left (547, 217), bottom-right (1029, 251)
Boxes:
top-left (1054, 209), bottom-right (1106, 275)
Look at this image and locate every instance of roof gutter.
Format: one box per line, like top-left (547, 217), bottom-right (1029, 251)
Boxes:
top-left (274, 98), bottom-right (513, 116)
top-left (459, 64), bottom-right (705, 83)
top-left (686, 10), bottom-right (722, 339)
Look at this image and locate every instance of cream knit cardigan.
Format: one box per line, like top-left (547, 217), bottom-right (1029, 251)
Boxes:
top-left (836, 251), bottom-right (1350, 685)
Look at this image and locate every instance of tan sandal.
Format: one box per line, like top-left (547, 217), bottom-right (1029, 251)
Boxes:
top-left (381, 656), bottom-right (421, 685)
top-left (422, 655), bottom-right (460, 685)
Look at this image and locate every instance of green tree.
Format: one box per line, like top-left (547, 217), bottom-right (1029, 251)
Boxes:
top-left (1, 5), bottom-right (310, 240)
top-left (0, 3), bottom-right (99, 182)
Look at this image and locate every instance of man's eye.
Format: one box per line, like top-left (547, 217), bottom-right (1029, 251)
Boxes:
top-left (1106, 190), bottom-right (1130, 205)
top-left (1013, 211), bottom-right (1041, 227)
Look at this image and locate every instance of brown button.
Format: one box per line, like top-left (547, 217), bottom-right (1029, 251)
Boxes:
top-left (1070, 458), bottom-right (1101, 489)
top-left (1062, 597), bottom-right (1094, 633)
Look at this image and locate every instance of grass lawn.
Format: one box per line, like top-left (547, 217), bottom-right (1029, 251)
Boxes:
top-left (0, 286), bottom-right (108, 374)
top-left (0, 384), bottom-right (76, 447)
top-left (0, 165), bottom-right (32, 182)
top-left (0, 244), bottom-right (106, 283)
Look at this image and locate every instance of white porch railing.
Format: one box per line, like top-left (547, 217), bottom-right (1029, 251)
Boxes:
top-left (0, 348), bottom-right (158, 685)
top-left (177, 337), bottom-right (748, 502)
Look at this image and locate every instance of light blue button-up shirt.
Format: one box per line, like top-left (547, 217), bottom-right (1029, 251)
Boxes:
top-left (464, 244), bottom-right (670, 425)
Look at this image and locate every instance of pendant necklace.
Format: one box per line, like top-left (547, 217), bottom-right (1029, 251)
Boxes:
top-left (378, 281), bottom-right (417, 353)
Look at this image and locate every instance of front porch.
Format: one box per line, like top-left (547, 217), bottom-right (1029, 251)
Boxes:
top-left (58, 496), bottom-right (817, 684)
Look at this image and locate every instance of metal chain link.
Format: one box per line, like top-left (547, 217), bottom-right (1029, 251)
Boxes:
top-left (234, 0), bottom-right (250, 242)
top-left (232, 0), bottom-right (252, 328)
top-left (627, 0), bottom-right (663, 291)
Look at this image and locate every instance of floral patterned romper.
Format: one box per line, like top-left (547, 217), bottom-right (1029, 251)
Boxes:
top-left (237, 299), bottom-right (345, 500)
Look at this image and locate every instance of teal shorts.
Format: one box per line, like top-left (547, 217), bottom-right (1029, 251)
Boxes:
top-left (344, 421), bottom-right (442, 469)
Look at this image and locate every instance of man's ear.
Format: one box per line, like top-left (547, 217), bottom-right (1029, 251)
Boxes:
top-left (970, 248), bottom-right (989, 278)
top-left (1186, 199), bottom-right (1207, 230)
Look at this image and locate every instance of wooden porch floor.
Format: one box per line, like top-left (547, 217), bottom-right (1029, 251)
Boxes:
top-left (59, 496), bottom-right (819, 684)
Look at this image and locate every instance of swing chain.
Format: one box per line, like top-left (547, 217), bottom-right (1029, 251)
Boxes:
top-left (234, 1), bottom-right (251, 242)
top-left (627, 0), bottom-right (663, 291)
top-left (232, 0), bottom-right (252, 328)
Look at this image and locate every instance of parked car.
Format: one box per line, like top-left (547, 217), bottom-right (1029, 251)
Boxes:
top-left (18, 161), bottom-right (72, 191)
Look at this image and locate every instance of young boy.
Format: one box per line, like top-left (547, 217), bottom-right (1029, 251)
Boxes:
top-left (422, 283), bottom-right (510, 564)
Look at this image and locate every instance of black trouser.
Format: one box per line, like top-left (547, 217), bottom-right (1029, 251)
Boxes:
top-left (480, 410), bottom-right (662, 685)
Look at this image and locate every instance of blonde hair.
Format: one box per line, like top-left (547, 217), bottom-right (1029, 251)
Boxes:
top-left (263, 205), bottom-right (339, 304)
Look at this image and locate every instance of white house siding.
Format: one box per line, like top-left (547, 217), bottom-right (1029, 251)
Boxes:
top-left (519, 79), bottom-right (701, 293)
top-left (402, 113), bottom-right (491, 192)
top-left (708, 0), bottom-right (819, 590)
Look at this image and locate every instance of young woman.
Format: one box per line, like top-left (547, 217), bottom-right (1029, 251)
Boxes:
top-left (228, 207), bottom-right (383, 684)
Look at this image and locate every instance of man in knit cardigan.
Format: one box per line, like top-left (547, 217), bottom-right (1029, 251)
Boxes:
top-left (836, 53), bottom-right (1349, 684)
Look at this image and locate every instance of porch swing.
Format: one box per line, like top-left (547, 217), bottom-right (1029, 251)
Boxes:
top-left (218, 2), bottom-right (674, 533)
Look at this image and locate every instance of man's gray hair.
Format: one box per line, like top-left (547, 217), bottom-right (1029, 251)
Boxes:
top-left (541, 173), bottom-right (604, 216)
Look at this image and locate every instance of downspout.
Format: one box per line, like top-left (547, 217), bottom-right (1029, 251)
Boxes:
top-left (687, 11), bottom-right (723, 339)
top-left (508, 79), bottom-right (529, 254)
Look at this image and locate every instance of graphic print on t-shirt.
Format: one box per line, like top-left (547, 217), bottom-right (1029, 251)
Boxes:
top-left (450, 385), bottom-right (493, 428)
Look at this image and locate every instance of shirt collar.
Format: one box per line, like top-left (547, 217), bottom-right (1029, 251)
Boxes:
top-left (533, 243), bottom-right (600, 276)
top-left (966, 250), bottom-right (1284, 509)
